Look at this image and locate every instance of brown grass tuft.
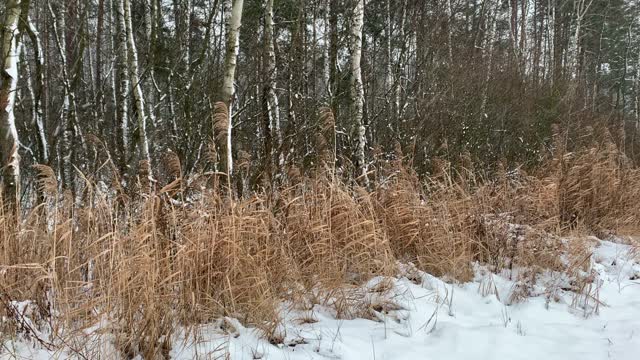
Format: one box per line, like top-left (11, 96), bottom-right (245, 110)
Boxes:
top-left (213, 102), bottom-right (230, 143)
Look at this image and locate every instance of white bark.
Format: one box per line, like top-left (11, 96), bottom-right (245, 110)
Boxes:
top-left (115, 0), bottom-right (130, 172)
top-left (48, 1), bottom-right (78, 187)
top-left (0, 0), bottom-right (22, 204)
top-left (144, 0), bottom-right (158, 128)
top-left (107, 0), bottom-right (119, 152)
top-left (385, 0), bottom-right (393, 94)
top-left (394, 0), bottom-right (407, 120)
top-left (124, 0), bottom-right (152, 174)
top-left (323, 0), bottom-right (331, 98)
top-left (350, 0), bottom-right (367, 184)
top-left (21, 14), bottom-right (48, 163)
top-left (221, 0), bottom-right (244, 176)
top-left (264, 0), bottom-right (280, 145)
top-left (636, 48), bottom-right (640, 129)
top-left (570, 0), bottom-right (594, 78)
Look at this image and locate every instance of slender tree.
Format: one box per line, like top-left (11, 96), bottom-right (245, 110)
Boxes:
top-left (48, 1), bottom-right (79, 189)
top-left (350, 0), bottom-right (367, 184)
top-left (19, 0), bottom-right (48, 163)
top-left (124, 0), bottom-right (153, 189)
top-left (0, 0), bottom-right (23, 208)
top-left (115, 0), bottom-right (130, 176)
top-left (263, 0), bottom-right (280, 147)
top-left (220, 0), bottom-right (244, 177)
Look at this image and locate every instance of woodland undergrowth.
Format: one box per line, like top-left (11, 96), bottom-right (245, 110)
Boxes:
top-left (1, 126), bottom-right (640, 359)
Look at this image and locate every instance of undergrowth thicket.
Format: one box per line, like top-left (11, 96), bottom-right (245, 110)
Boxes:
top-left (1, 127), bottom-right (640, 359)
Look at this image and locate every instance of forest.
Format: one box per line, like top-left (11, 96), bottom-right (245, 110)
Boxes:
top-left (1, 0), bottom-right (640, 359)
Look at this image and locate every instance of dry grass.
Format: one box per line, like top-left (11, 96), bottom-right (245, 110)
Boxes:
top-left (1, 128), bottom-right (640, 358)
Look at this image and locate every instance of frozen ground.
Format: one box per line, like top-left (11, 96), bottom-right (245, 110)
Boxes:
top-left (3, 239), bottom-right (639, 360)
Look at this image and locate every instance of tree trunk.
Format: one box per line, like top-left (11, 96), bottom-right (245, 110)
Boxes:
top-left (220, 0), bottom-right (244, 177)
top-left (0, 0), bottom-right (23, 208)
top-left (96, 0), bottom-right (105, 138)
top-left (394, 0), bottom-right (407, 122)
top-left (350, 0), bottom-right (367, 185)
top-left (48, 1), bottom-right (78, 189)
top-left (264, 0), bottom-right (280, 149)
top-left (262, 0), bottom-right (279, 179)
top-left (124, 0), bottom-right (153, 190)
top-left (446, 0), bottom-right (454, 65)
top-left (385, 0), bottom-right (393, 95)
top-left (571, 0), bottom-right (593, 79)
top-left (144, 0), bottom-right (158, 129)
top-left (479, 0), bottom-right (501, 121)
top-left (636, 46), bottom-right (640, 130)
top-left (329, 0), bottom-right (339, 118)
top-left (20, 2), bottom-right (48, 163)
top-left (115, 0), bottom-right (130, 178)
top-left (322, 0), bottom-right (331, 100)
top-left (174, 0), bottom-right (192, 72)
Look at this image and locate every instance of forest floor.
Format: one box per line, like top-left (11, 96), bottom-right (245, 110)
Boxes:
top-left (3, 236), bottom-right (639, 360)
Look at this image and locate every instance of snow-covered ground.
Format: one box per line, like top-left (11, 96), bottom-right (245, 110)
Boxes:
top-left (3, 239), bottom-right (639, 359)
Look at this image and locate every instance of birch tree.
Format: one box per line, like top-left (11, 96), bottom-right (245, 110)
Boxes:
top-left (322, 0), bottom-right (331, 99)
top-left (350, 0), bottom-right (367, 184)
top-left (220, 0), bottom-right (244, 176)
top-left (48, 1), bottom-right (79, 188)
top-left (570, 0), bottom-right (594, 78)
top-left (0, 0), bottom-right (22, 207)
top-left (263, 0), bottom-right (280, 146)
top-left (262, 0), bottom-right (279, 178)
top-left (636, 48), bottom-right (640, 130)
top-left (124, 0), bottom-right (153, 188)
top-left (115, 0), bottom-right (129, 175)
top-left (19, 0), bottom-right (48, 164)
top-left (394, 0), bottom-right (407, 122)
top-left (385, 0), bottom-right (393, 97)
top-left (0, 0), bottom-right (636, 202)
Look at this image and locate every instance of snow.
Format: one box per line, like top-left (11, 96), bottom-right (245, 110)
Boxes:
top-left (3, 239), bottom-right (639, 359)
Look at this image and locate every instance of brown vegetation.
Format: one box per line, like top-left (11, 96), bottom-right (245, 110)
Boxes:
top-left (1, 127), bottom-right (639, 358)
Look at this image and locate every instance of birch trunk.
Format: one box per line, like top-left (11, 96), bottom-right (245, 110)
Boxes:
top-left (20, 6), bottom-right (48, 163)
top-left (115, 0), bottom-right (129, 176)
top-left (124, 0), bottom-right (153, 189)
top-left (636, 48), bottom-right (640, 130)
top-left (322, 0), bottom-right (331, 99)
top-left (96, 0), bottom-right (106, 139)
top-left (394, 0), bottom-right (407, 121)
top-left (385, 0), bottom-right (393, 95)
top-left (144, 0), bottom-right (157, 128)
top-left (350, 0), bottom-right (367, 185)
top-left (108, 0), bottom-right (119, 152)
top-left (48, 1), bottom-right (78, 188)
top-left (570, 0), bottom-right (593, 78)
top-left (0, 0), bottom-right (22, 207)
top-left (329, 0), bottom-right (338, 117)
top-left (262, 0), bottom-right (278, 177)
top-left (220, 0), bottom-right (244, 176)
top-left (264, 0), bottom-right (280, 148)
